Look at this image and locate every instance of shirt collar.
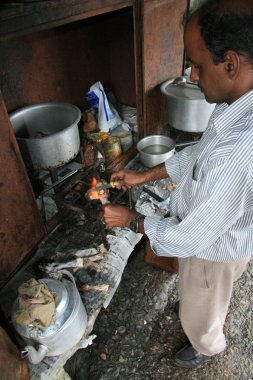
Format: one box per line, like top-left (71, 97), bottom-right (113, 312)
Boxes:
top-left (210, 89), bottom-right (253, 135)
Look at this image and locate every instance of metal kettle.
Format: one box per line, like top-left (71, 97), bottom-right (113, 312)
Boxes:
top-left (12, 271), bottom-right (87, 364)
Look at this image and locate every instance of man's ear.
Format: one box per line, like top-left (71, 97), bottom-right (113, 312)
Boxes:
top-left (223, 51), bottom-right (240, 77)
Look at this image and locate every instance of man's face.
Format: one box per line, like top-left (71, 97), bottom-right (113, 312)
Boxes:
top-left (184, 15), bottom-right (230, 104)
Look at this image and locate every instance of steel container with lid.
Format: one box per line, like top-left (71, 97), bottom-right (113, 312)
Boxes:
top-left (160, 77), bottom-right (215, 132)
top-left (12, 271), bottom-right (87, 364)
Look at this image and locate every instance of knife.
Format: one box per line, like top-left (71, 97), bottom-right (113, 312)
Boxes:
top-left (142, 186), bottom-right (165, 202)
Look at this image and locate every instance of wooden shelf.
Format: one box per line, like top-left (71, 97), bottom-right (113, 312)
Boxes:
top-left (0, 0), bottom-right (132, 41)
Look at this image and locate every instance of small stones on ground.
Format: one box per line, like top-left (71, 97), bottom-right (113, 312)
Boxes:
top-left (117, 326), bottom-right (126, 335)
top-left (65, 245), bottom-right (253, 380)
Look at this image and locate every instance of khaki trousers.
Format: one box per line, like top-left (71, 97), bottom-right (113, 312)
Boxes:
top-left (178, 255), bottom-right (250, 356)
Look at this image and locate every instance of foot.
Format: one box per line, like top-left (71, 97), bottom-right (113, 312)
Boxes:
top-left (174, 344), bottom-right (211, 368)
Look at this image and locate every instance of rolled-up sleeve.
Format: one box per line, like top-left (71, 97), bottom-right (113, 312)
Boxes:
top-left (144, 215), bottom-right (181, 255)
top-left (144, 161), bottom-right (253, 261)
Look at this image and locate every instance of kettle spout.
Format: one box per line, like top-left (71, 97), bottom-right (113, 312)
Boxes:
top-left (21, 344), bottom-right (48, 364)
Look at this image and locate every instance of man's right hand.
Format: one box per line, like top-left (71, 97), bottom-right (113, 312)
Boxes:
top-left (111, 169), bottom-right (146, 190)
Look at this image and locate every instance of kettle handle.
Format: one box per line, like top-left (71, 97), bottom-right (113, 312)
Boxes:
top-left (59, 269), bottom-right (77, 287)
top-left (54, 269), bottom-right (79, 309)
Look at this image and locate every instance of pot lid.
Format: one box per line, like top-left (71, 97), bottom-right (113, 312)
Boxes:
top-left (162, 77), bottom-right (205, 101)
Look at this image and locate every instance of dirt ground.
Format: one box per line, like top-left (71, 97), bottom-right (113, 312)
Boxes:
top-left (65, 239), bottom-right (253, 380)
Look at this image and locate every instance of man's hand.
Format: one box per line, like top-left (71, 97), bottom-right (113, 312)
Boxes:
top-left (110, 169), bottom-right (147, 190)
top-left (102, 204), bottom-right (139, 228)
top-left (111, 163), bottom-right (169, 191)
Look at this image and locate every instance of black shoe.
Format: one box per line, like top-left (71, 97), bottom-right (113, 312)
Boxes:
top-left (174, 344), bottom-right (211, 368)
top-left (173, 300), bottom-right (180, 318)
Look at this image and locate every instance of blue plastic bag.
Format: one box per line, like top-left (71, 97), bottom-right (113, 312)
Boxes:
top-left (86, 81), bottom-right (121, 132)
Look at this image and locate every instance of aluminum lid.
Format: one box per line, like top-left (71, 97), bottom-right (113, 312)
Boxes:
top-left (161, 77), bottom-right (205, 101)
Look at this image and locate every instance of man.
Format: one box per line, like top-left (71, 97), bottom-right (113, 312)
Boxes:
top-left (102, 0), bottom-right (253, 369)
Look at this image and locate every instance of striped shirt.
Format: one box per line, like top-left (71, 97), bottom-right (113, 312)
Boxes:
top-left (144, 90), bottom-right (253, 262)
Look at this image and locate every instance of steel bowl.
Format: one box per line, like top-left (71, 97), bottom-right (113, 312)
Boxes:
top-left (137, 135), bottom-right (175, 167)
top-left (10, 102), bottom-right (81, 170)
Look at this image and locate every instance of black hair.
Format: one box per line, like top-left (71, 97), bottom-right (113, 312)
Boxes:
top-left (196, 0), bottom-right (253, 65)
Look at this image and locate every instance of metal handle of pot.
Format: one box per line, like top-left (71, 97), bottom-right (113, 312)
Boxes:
top-left (172, 76), bottom-right (199, 88)
top-left (175, 140), bottom-right (199, 148)
top-left (58, 269), bottom-right (78, 287)
top-left (54, 269), bottom-right (79, 312)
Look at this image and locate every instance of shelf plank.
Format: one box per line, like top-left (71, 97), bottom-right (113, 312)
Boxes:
top-left (0, 0), bottom-right (132, 41)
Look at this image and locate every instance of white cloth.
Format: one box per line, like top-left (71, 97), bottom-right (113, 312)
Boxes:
top-left (145, 89), bottom-right (253, 262)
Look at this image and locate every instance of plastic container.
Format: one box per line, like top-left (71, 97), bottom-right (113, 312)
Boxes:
top-left (111, 123), bottom-right (133, 152)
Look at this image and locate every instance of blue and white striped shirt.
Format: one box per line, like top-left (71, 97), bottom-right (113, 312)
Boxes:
top-left (144, 90), bottom-right (253, 262)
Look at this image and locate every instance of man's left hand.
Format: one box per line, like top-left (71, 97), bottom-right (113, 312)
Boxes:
top-left (102, 204), bottom-right (139, 228)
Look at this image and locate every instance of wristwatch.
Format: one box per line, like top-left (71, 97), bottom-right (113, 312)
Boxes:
top-left (129, 214), bottom-right (145, 233)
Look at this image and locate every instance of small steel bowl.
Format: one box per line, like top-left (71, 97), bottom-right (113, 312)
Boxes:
top-left (137, 135), bottom-right (175, 168)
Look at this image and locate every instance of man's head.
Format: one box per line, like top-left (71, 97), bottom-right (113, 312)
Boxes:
top-left (184, 0), bottom-right (253, 104)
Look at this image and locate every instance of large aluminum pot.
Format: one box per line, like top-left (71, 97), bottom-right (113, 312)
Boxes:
top-left (12, 271), bottom-right (87, 364)
top-left (160, 78), bottom-right (215, 132)
top-left (137, 135), bottom-right (175, 168)
top-left (10, 102), bottom-right (81, 170)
